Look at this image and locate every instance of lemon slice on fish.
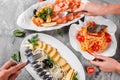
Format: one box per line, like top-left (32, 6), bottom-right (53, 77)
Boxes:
top-left (41, 22), bottom-right (57, 27)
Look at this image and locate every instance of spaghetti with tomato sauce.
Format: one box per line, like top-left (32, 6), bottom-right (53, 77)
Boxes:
top-left (76, 21), bottom-right (112, 54)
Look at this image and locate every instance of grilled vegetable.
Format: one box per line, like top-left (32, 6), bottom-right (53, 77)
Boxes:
top-left (46, 15), bottom-right (51, 23)
top-left (39, 8), bottom-right (45, 13)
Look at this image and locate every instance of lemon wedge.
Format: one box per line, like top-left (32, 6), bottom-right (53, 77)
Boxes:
top-left (41, 22), bottom-right (57, 27)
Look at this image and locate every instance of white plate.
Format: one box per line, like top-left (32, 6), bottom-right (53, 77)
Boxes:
top-left (20, 33), bottom-right (85, 80)
top-left (69, 16), bottom-right (117, 60)
top-left (17, 0), bottom-right (88, 31)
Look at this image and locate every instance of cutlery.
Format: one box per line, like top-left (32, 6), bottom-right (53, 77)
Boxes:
top-left (59, 11), bottom-right (87, 18)
top-left (59, 11), bottom-right (80, 18)
top-left (25, 49), bottom-right (43, 64)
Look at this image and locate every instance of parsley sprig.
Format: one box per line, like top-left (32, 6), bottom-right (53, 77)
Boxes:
top-left (73, 72), bottom-right (78, 80)
top-left (28, 34), bottom-right (39, 47)
top-left (11, 52), bottom-right (21, 62)
top-left (48, 56), bottom-right (54, 64)
top-left (56, 30), bottom-right (63, 36)
top-left (13, 29), bottom-right (25, 37)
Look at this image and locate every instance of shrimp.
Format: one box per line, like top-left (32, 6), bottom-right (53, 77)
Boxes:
top-left (32, 17), bottom-right (44, 26)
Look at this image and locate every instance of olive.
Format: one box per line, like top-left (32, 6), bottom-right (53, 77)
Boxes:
top-left (48, 63), bottom-right (53, 68)
top-left (33, 9), bottom-right (37, 15)
top-left (42, 59), bottom-right (49, 64)
top-left (43, 65), bottom-right (49, 69)
top-left (34, 15), bottom-right (37, 18)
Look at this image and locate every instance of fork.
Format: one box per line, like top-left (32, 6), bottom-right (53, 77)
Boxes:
top-left (25, 49), bottom-right (43, 64)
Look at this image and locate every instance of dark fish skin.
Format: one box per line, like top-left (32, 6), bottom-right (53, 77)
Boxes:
top-left (87, 24), bottom-right (107, 33)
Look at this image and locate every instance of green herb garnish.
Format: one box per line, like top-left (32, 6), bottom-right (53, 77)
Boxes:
top-left (56, 30), bottom-right (63, 36)
top-left (39, 8), bottom-right (53, 20)
top-left (28, 34), bottom-right (39, 47)
top-left (73, 72), bottom-right (78, 80)
top-left (48, 56), bottom-right (54, 64)
top-left (39, 13), bottom-right (47, 20)
top-left (11, 52), bottom-right (21, 62)
top-left (13, 29), bottom-right (25, 37)
top-left (45, 8), bottom-right (53, 15)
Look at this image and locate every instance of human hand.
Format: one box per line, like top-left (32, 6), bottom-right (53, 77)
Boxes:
top-left (90, 55), bottom-right (120, 72)
top-left (75, 2), bottom-right (109, 16)
top-left (0, 61), bottom-right (27, 80)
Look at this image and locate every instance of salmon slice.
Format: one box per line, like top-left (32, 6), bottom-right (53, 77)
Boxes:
top-left (66, 13), bottom-right (74, 21)
top-left (72, 5), bottom-right (78, 12)
top-left (58, 2), bottom-right (64, 7)
top-left (53, 5), bottom-right (61, 12)
top-left (74, 12), bottom-right (81, 18)
top-left (56, 18), bottom-right (63, 24)
top-left (51, 15), bottom-right (59, 22)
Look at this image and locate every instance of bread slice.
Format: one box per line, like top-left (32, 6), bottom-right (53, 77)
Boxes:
top-left (49, 49), bottom-right (57, 58)
top-left (45, 44), bottom-right (52, 54)
top-left (53, 53), bottom-right (60, 62)
top-left (65, 69), bottom-right (75, 80)
top-left (62, 64), bottom-right (71, 73)
top-left (36, 40), bottom-right (43, 48)
top-left (41, 42), bottom-right (47, 50)
top-left (57, 58), bottom-right (67, 67)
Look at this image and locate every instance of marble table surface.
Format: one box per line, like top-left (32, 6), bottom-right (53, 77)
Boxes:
top-left (0, 0), bottom-right (120, 80)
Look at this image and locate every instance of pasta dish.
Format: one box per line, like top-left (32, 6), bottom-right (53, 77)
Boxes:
top-left (76, 21), bottom-right (112, 54)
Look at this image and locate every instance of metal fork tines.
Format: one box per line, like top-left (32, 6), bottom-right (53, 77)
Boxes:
top-left (25, 49), bottom-right (43, 64)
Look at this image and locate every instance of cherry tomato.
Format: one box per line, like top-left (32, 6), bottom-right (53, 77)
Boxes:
top-left (90, 21), bottom-right (96, 26)
top-left (105, 32), bottom-right (111, 38)
top-left (106, 37), bottom-right (112, 43)
top-left (88, 33), bottom-right (101, 37)
top-left (92, 44), bottom-right (99, 51)
top-left (38, 0), bottom-right (44, 2)
top-left (76, 34), bottom-right (84, 42)
top-left (86, 66), bottom-right (95, 75)
top-left (105, 33), bottom-right (111, 43)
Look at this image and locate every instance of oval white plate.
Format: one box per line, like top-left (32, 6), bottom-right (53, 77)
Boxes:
top-left (69, 16), bottom-right (117, 60)
top-left (17, 0), bottom-right (88, 31)
top-left (20, 33), bottom-right (85, 80)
